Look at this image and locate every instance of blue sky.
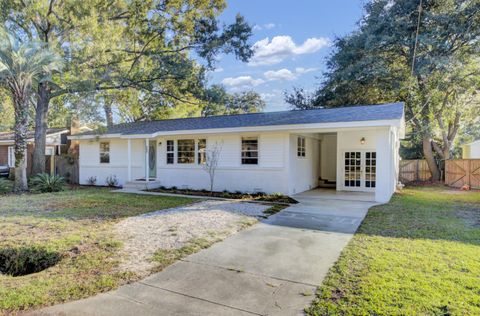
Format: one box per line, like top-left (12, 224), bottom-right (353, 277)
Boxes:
top-left (206, 1), bottom-right (365, 111)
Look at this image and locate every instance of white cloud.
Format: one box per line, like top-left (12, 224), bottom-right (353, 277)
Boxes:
top-left (263, 67), bottom-right (318, 82)
top-left (249, 36), bottom-right (331, 66)
top-left (295, 67), bottom-right (317, 74)
top-left (221, 76), bottom-right (265, 88)
top-left (253, 23), bottom-right (276, 31)
top-left (213, 67), bottom-right (224, 73)
top-left (264, 68), bottom-right (297, 81)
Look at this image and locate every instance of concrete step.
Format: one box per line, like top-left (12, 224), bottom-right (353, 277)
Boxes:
top-left (123, 180), bottom-right (162, 190)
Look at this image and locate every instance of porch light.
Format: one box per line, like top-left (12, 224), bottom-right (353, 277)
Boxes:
top-left (360, 137), bottom-right (366, 145)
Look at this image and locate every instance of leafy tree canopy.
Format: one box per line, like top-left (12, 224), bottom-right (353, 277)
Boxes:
top-left (285, 0), bottom-right (480, 179)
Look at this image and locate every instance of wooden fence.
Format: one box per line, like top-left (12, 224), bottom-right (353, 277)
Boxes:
top-left (445, 159), bottom-right (480, 189)
top-left (399, 159), bottom-right (432, 183)
top-left (55, 155), bottom-right (79, 184)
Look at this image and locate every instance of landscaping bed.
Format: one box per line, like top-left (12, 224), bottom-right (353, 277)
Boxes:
top-left (147, 187), bottom-right (298, 204)
top-left (307, 186), bottom-right (480, 315)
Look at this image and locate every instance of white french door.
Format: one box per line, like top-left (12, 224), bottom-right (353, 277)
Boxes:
top-left (343, 150), bottom-right (376, 191)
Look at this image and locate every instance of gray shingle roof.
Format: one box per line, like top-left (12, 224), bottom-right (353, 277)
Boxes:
top-left (81, 102), bottom-right (404, 136)
top-left (0, 128), bottom-right (68, 141)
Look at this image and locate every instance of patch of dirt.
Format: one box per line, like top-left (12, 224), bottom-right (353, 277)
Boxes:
top-left (113, 200), bottom-right (269, 277)
top-left (456, 208), bottom-right (480, 228)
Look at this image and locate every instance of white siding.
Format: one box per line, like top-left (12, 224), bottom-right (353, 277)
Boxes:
top-left (463, 142), bottom-right (480, 159)
top-left (79, 138), bottom-right (144, 186)
top-left (288, 134), bottom-right (320, 195)
top-left (336, 128), bottom-right (399, 203)
top-left (319, 134), bottom-right (337, 181)
top-left (79, 132), bottom-right (290, 193)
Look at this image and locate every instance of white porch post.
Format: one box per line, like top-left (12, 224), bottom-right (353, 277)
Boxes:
top-left (127, 139), bottom-right (132, 182)
top-left (145, 138), bottom-right (149, 182)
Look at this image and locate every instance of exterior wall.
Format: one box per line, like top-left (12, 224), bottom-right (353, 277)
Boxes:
top-left (463, 143), bottom-right (480, 158)
top-left (288, 134), bottom-right (320, 195)
top-left (319, 134), bottom-right (337, 181)
top-left (336, 128), bottom-right (399, 203)
top-left (155, 132), bottom-right (289, 193)
top-left (79, 138), bottom-right (145, 186)
top-left (0, 145), bottom-right (8, 165)
top-left (79, 132), bottom-right (290, 193)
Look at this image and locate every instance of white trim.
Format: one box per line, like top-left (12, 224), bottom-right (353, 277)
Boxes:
top-left (7, 146), bottom-right (15, 168)
top-left (127, 139), bottom-right (132, 181)
top-left (68, 119), bottom-right (403, 140)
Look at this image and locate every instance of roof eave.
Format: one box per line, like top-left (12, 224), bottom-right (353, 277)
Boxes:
top-left (71, 118), bottom-right (402, 140)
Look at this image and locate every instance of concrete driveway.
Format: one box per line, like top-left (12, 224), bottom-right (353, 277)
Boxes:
top-left (32, 190), bottom-right (376, 316)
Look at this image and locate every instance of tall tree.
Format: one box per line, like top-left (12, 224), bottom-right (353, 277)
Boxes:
top-left (0, 29), bottom-right (62, 191)
top-left (0, 0), bottom-right (253, 174)
top-left (286, 0), bottom-right (480, 179)
top-left (203, 84), bottom-right (265, 116)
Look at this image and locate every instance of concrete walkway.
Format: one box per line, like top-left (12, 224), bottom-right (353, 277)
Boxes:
top-left (32, 190), bottom-right (376, 316)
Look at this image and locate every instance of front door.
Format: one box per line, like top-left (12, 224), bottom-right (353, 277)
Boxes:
top-left (343, 151), bottom-right (376, 191)
top-left (148, 140), bottom-right (157, 179)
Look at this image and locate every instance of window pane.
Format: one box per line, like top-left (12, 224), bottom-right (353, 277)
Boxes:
top-left (178, 139), bottom-right (195, 164)
top-left (241, 137), bottom-right (258, 165)
top-left (100, 142), bottom-right (110, 163)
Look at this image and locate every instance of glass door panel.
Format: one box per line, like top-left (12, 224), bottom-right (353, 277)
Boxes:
top-left (344, 151), bottom-right (361, 187)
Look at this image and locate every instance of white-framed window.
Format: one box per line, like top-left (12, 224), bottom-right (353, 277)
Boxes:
top-left (177, 139), bottom-right (195, 164)
top-left (197, 139), bottom-right (206, 164)
top-left (297, 136), bottom-right (306, 157)
top-left (7, 146), bottom-right (15, 168)
top-left (166, 140), bottom-right (174, 164)
top-left (241, 137), bottom-right (258, 165)
top-left (99, 142), bottom-right (110, 163)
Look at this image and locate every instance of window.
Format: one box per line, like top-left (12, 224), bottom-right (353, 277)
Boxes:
top-left (166, 140), bottom-right (174, 164)
top-left (177, 139), bottom-right (195, 164)
top-left (99, 142), bottom-right (110, 163)
top-left (297, 136), bottom-right (306, 157)
top-left (241, 137), bottom-right (258, 165)
top-left (198, 139), bottom-right (206, 164)
top-left (7, 146), bottom-right (15, 168)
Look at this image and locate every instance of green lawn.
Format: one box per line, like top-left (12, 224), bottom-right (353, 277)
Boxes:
top-left (0, 188), bottom-right (195, 312)
top-left (307, 186), bottom-right (480, 315)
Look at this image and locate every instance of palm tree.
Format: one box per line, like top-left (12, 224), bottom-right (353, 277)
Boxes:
top-left (0, 29), bottom-right (62, 191)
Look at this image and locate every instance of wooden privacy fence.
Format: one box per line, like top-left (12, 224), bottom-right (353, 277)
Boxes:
top-left (399, 159), bottom-right (432, 183)
top-left (445, 159), bottom-right (480, 189)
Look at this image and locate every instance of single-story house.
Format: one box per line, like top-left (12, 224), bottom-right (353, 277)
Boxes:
top-left (0, 128), bottom-right (69, 176)
top-left (70, 102), bottom-right (405, 203)
top-left (462, 140), bottom-right (480, 159)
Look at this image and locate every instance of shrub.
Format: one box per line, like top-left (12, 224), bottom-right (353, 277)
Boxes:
top-left (0, 178), bottom-right (12, 194)
top-left (30, 173), bottom-right (65, 193)
top-left (86, 176), bottom-right (97, 186)
top-left (105, 175), bottom-right (119, 187)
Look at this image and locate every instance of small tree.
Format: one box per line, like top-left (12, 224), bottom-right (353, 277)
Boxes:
top-left (202, 142), bottom-right (222, 194)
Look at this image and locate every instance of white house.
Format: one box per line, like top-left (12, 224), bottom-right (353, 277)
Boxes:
top-left (462, 140), bottom-right (480, 159)
top-left (69, 102), bottom-right (405, 203)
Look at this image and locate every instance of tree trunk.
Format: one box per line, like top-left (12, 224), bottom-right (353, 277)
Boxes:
top-left (13, 97), bottom-right (29, 192)
top-left (32, 83), bottom-right (50, 175)
top-left (104, 100), bottom-right (114, 127)
top-left (422, 135), bottom-right (441, 181)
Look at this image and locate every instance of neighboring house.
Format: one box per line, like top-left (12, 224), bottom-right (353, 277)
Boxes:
top-left (0, 128), bottom-right (69, 176)
top-left (70, 102), bottom-right (405, 203)
top-left (462, 140), bottom-right (480, 159)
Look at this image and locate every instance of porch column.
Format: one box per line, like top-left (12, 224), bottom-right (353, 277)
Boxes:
top-left (127, 139), bottom-right (132, 182)
top-left (145, 138), bottom-right (149, 183)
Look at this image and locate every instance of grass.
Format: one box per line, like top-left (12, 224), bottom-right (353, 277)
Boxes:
top-left (151, 237), bottom-right (217, 272)
top-left (307, 186), bottom-right (480, 315)
top-left (0, 188), bottom-right (196, 312)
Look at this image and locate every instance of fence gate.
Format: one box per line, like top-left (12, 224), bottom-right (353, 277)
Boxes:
top-left (399, 159), bottom-right (432, 183)
top-left (445, 159), bottom-right (480, 189)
